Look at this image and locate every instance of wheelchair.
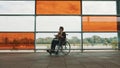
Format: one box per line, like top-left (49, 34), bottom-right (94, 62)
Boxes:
top-left (49, 40), bottom-right (71, 55)
top-left (57, 40), bottom-right (71, 55)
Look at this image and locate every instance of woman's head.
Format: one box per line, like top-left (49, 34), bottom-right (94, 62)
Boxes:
top-left (59, 26), bottom-right (64, 31)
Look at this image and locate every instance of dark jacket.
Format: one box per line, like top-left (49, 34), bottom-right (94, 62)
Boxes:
top-left (58, 32), bottom-right (66, 41)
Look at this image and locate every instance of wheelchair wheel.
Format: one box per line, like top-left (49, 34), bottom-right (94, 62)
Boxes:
top-left (61, 41), bottom-right (71, 55)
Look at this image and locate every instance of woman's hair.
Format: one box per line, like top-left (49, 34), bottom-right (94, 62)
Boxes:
top-left (59, 26), bottom-right (64, 30)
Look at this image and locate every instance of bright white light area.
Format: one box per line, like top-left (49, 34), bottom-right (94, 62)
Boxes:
top-left (0, 16), bottom-right (34, 31)
top-left (36, 16), bottom-right (81, 31)
top-left (82, 1), bottom-right (116, 15)
top-left (0, 1), bottom-right (35, 14)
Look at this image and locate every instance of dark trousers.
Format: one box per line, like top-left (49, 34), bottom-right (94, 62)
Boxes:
top-left (51, 38), bottom-right (64, 51)
top-left (51, 38), bottom-right (59, 50)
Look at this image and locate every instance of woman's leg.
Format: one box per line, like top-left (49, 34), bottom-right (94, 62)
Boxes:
top-left (51, 39), bottom-right (59, 51)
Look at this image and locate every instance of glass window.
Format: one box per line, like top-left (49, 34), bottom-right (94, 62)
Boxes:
top-left (0, 1), bottom-right (34, 14)
top-left (83, 16), bottom-right (117, 32)
top-left (67, 33), bottom-right (81, 49)
top-left (36, 33), bottom-right (55, 49)
top-left (36, 1), bottom-right (81, 14)
top-left (83, 33), bottom-right (118, 49)
top-left (36, 33), bottom-right (81, 50)
top-left (0, 16), bottom-right (34, 32)
top-left (0, 33), bottom-right (34, 50)
top-left (82, 1), bottom-right (116, 15)
top-left (36, 16), bottom-right (81, 31)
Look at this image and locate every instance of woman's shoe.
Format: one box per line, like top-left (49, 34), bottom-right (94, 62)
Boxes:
top-left (47, 50), bottom-right (52, 55)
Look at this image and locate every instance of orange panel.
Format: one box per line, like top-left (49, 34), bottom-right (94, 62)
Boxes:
top-left (36, 1), bottom-right (81, 14)
top-left (83, 16), bottom-right (117, 32)
top-left (0, 33), bottom-right (34, 50)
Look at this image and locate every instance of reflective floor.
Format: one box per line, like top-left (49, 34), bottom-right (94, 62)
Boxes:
top-left (0, 51), bottom-right (120, 68)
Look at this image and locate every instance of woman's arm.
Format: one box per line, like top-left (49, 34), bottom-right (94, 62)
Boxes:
top-left (55, 32), bottom-right (66, 39)
top-left (62, 32), bottom-right (66, 39)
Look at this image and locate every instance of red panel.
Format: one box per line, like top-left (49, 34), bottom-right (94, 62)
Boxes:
top-left (0, 33), bottom-right (34, 50)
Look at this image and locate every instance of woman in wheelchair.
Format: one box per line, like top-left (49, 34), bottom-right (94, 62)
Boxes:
top-left (47, 26), bottom-right (66, 54)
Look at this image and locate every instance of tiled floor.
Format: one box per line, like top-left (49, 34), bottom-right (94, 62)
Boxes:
top-left (0, 51), bottom-right (120, 68)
